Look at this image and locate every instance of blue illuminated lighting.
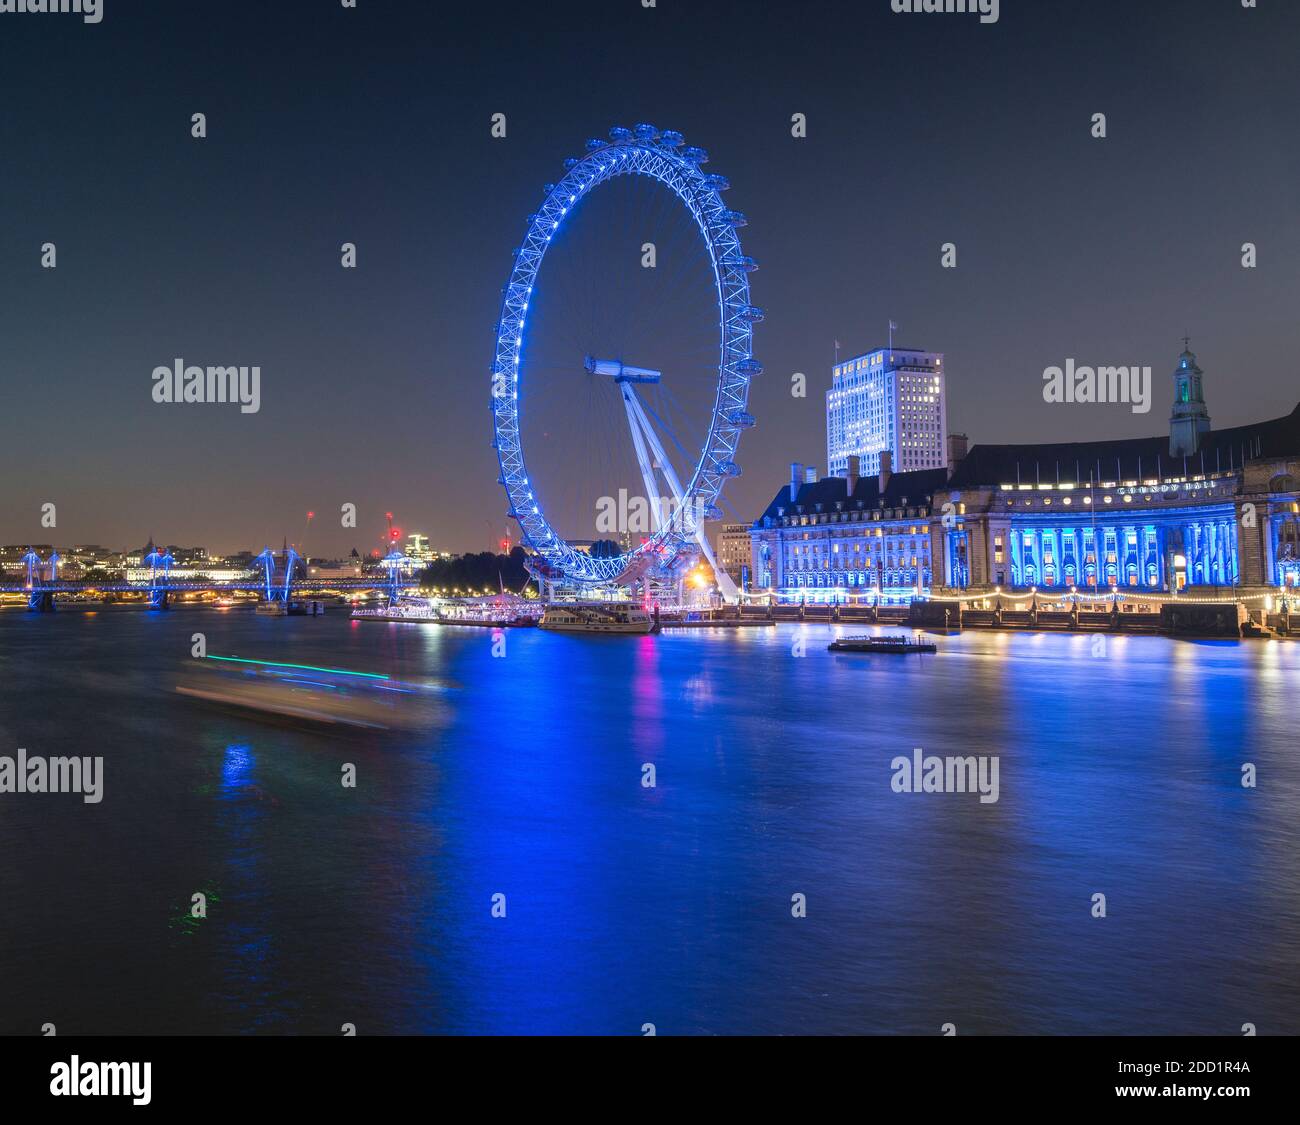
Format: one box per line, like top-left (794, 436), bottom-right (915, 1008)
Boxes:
top-left (221, 743), bottom-right (254, 792)
top-left (489, 126), bottom-right (759, 588)
top-left (1001, 513), bottom-right (1239, 590)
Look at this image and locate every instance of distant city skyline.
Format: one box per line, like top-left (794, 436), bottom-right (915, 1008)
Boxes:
top-left (2, 0), bottom-right (1297, 556)
top-left (0, 535), bottom-right (451, 562)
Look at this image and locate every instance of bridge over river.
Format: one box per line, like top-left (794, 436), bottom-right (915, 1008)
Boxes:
top-left (5, 548), bottom-right (418, 613)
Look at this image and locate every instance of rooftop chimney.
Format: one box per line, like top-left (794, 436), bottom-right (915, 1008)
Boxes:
top-left (846, 454), bottom-right (861, 497)
top-left (805, 466), bottom-right (818, 484)
top-left (878, 450), bottom-right (893, 495)
top-left (789, 462), bottom-right (803, 502)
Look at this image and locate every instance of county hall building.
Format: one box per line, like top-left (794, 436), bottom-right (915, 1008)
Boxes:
top-left (750, 346), bottom-right (1300, 602)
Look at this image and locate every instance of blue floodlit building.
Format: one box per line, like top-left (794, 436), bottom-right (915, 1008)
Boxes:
top-left (751, 347), bottom-right (1300, 602)
top-left (826, 345), bottom-right (947, 477)
top-left (750, 455), bottom-right (948, 604)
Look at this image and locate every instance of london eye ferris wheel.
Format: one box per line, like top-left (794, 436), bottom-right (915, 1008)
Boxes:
top-left (490, 124), bottom-right (762, 594)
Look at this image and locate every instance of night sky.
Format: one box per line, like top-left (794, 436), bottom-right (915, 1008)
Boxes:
top-left (1, 0), bottom-right (1296, 557)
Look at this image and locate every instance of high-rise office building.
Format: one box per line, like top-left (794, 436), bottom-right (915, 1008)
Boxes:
top-left (715, 522), bottom-right (754, 584)
top-left (826, 346), bottom-right (947, 477)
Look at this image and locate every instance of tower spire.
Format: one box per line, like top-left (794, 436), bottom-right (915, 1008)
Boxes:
top-left (1169, 340), bottom-right (1211, 458)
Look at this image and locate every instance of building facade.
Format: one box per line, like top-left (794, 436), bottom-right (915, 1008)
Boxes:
top-left (750, 456), bottom-right (947, 603)
top-left (716, 523), bottom-right (753, 585)
top-left (826, 346), bottom-right (947, 477)
top-left (934, 348), bottom-right (1300, 597)
top-left (758, 348), bottom-right (1300, 603)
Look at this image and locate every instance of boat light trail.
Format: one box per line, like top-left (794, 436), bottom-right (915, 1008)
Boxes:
top-left (205, 655), bottom-right (390, 680)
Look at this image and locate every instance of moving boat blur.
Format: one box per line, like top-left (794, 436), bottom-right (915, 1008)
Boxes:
top-left (175, 655), bottom-right (445, 730)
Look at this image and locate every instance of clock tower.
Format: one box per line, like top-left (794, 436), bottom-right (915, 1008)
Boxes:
top-left (1169, 340), bottom-right (1211, 458)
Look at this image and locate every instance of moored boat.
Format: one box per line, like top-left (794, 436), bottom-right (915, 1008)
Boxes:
top-left (828, 634), bottom-right (937, 655)
top-left (352, 595), bottom-right (539, 626)
top-left (539, 602), bottom-right (655, 634)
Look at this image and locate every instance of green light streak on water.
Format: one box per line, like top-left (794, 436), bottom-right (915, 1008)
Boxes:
top-left (205, 654), bottom-right (389, 680)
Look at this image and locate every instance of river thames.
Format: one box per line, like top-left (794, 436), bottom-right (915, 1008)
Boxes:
top-left (0, 608), bottom-right (1297, 1036)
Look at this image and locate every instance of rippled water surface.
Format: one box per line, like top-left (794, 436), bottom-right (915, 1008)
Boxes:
top-left (1, 607), bottom-right (1297, 1034)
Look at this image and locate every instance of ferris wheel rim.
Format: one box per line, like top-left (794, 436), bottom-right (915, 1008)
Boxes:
top-left (490, 126), bottom-right (758, 587)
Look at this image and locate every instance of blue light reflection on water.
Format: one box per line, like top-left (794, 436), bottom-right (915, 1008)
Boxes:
top-left (0, 609), bottom-right (1297, 1034)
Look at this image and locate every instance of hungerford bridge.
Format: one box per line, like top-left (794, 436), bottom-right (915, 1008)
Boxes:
top-left (3, 548), bottom-right (418, 613)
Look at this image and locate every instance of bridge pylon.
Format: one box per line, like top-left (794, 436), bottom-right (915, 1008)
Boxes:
top-left (144, 548), bottom-right (175, 611)
top-left (380, 550), bottom-right (414, 605)
top-left (255, 547), bottom-right (302, 604)
top-left (22, 549), bottom-right (59, 612)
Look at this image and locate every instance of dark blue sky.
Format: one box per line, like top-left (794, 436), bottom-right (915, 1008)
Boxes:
top-left (1, 0), bottom-right (1296, 555)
